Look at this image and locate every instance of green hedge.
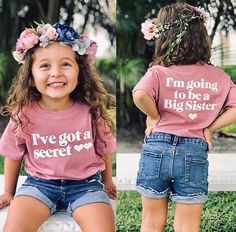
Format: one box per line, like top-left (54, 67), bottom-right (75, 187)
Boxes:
top-left (221, 65), bottom-right (236, 83)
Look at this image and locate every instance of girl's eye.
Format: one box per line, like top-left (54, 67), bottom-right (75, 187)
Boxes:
top-left (62, 62), bottom-right (72, 67)
top-left (39, 64), bottom-right (49, 69)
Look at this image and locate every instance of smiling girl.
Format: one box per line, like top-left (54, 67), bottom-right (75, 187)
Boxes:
top-left (0, 23), bottom-right (116, 232)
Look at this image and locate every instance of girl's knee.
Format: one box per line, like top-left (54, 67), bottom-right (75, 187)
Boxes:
top-left (142, 212), bottom-right (167, 232)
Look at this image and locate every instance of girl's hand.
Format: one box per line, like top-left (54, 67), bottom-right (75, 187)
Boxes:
top-left (0, 192), bottom-right (14, 209)
top-left (145, 115), bottom-right (160, 136)
top-left (102, 179), bottom-right (116, 200)
top-left (203, 128), bottom-right (213, 151)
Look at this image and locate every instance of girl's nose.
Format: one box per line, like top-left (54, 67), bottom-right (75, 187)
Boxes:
top-left (49, 66), bottom-right (62, 78)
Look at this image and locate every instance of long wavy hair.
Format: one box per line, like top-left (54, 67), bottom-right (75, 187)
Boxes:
top-left (151, 3), bottom-right (211, 67)
top-left (1, 45), bottom-right (115, 141)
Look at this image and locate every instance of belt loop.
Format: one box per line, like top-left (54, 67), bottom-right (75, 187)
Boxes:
top-left (144, 135), bottom-right (147, 144)
top-left (172, 135), bottom-right (179, 146)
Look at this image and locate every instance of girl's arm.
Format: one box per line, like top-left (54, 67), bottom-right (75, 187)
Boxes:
top-left (133, 90), bottom-right (159, 119)
top-left (0, 157), bottom-right (22, 208)
top-left (208, 107), bottom-right (236, 131)
top-left (101, 154), bottom-right (116, 199)
top-left (204, 107), bottom-right (236, 150)
top-left (133, 90), bottom-right (160, 135)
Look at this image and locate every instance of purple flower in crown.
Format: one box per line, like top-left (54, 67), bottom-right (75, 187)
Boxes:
top-left (71, 34), bottom-right (98, 62)
top-left (54, 23), bottom-right (79, 43)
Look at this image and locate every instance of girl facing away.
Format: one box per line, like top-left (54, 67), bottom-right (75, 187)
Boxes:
top-left (0, 22), bottom-right (116, 232)
top-left (133, 3), bottom-right (236, 232)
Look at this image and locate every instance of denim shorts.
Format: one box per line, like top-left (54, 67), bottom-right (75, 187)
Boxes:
top-left (136, 132), bottom-right (209, 204)
top-left (15, 173), bottom-right (110, 215)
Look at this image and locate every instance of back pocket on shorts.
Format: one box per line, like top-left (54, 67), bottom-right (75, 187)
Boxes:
top-left (185, 157), bottom-right (208, 187)
top-left (138, 147), bottom-right (163, 180)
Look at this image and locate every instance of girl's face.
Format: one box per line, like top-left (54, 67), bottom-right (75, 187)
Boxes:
top-left (31, 42), bottom-right (79, 111)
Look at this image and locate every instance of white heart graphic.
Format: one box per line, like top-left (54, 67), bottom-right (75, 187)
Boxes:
top-left (188, 113), bottom-right (197, 120)
top-left (74, 144), bottom-right (83, 152)
top-left (84, 142), bottom-right (93, 150)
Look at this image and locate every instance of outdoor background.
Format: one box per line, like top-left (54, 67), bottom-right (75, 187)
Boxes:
top-left (117, 0), bottom-right (236, 231)
top-left (0, 0), bottom-right (236, 231)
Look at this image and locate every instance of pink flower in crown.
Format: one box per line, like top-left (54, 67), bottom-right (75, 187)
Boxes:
top-left (80, 34), bottom-right (88, 40)
top-left (46, 27), bottom-right (58, 40)
top-left (18, 29), bottom-right (39, 50)
top-left (141, 18), bottom-right (158, 40)
top-left (37, 24), bottom-right (58, 47)
top-left (78, 34), bottom-right (98, 61)
top-left (85, 41), bottom-right (98, 62)
top-left (193, 6), bottom-right (210, 21)
top-left (15, 39), bottom-right (24, 53)
top-left (37, 23), bottom-right (58, 40)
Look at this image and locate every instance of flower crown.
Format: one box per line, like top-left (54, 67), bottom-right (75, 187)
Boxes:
top-left (13, 22), bottom-right (98, 64)
top-left (141, 7), bottom-right (209, 41)
top-left (141, 6), bottom-right (209, 64)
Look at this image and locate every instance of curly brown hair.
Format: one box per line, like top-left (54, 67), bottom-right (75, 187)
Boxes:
top-left (1, 46), bottom-right (115, 139)
top-left (151, 3), bottom-right (211, 67)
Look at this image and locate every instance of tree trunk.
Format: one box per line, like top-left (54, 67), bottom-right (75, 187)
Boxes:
top-left (47, 0), bottom-right (60, 24)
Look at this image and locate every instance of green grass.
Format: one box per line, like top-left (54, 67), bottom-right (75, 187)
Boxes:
top-left (117, 191), bottom-right (236, 232)
top-left (219, 123), bottom-right (236, 134)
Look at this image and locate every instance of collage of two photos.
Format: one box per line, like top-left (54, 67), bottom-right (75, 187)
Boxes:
top-left (0, 0), bottom-right (236, 231)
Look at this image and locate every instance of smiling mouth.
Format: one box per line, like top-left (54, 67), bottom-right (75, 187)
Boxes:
top-left (48, 82), bottom-right (66, 87)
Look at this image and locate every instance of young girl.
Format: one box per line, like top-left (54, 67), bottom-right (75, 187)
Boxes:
top-left (133, 3), bottom-right (236, 232)
top-left (0, 22), bottom-right (116, 232)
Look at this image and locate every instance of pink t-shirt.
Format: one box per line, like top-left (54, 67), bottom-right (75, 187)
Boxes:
top-left (0, 102), bottom-right (115, 180)
top-left (133, 64), bottom-right (236, 139)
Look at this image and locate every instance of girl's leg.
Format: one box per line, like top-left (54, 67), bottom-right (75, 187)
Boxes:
top-left (141, 196), bottom-right (168, 232)
top-left (3, 196), bottom-right (50, 232)
top-left (174, 203), bottom-right (203, 232)
top-left (72, 202), bottom-right (115, 232)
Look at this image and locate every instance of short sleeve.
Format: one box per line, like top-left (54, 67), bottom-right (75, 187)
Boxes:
top-left (224, 79), bottom-right (236, 108)
top-left (132, 67), bottom-right (159, 102)
top-left (94, 118), bottom-right (116, 156)
top-left (0, 119), bottom-right (26, 160)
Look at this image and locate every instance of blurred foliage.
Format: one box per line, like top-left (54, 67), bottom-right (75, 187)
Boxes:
top-left (96, 58), bottom-right (116, 94)
top-left (117, 191), bottom-right (236, 232)
top-left (0, 53), bottom-right (9, 105)
top-left (117, 58), bottom-right (146, 129)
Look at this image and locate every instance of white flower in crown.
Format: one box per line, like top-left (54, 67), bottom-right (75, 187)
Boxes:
top-left (12, 51), bottom-right (25, 64)
top-left (71, 37), bottom-right (90, 55)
